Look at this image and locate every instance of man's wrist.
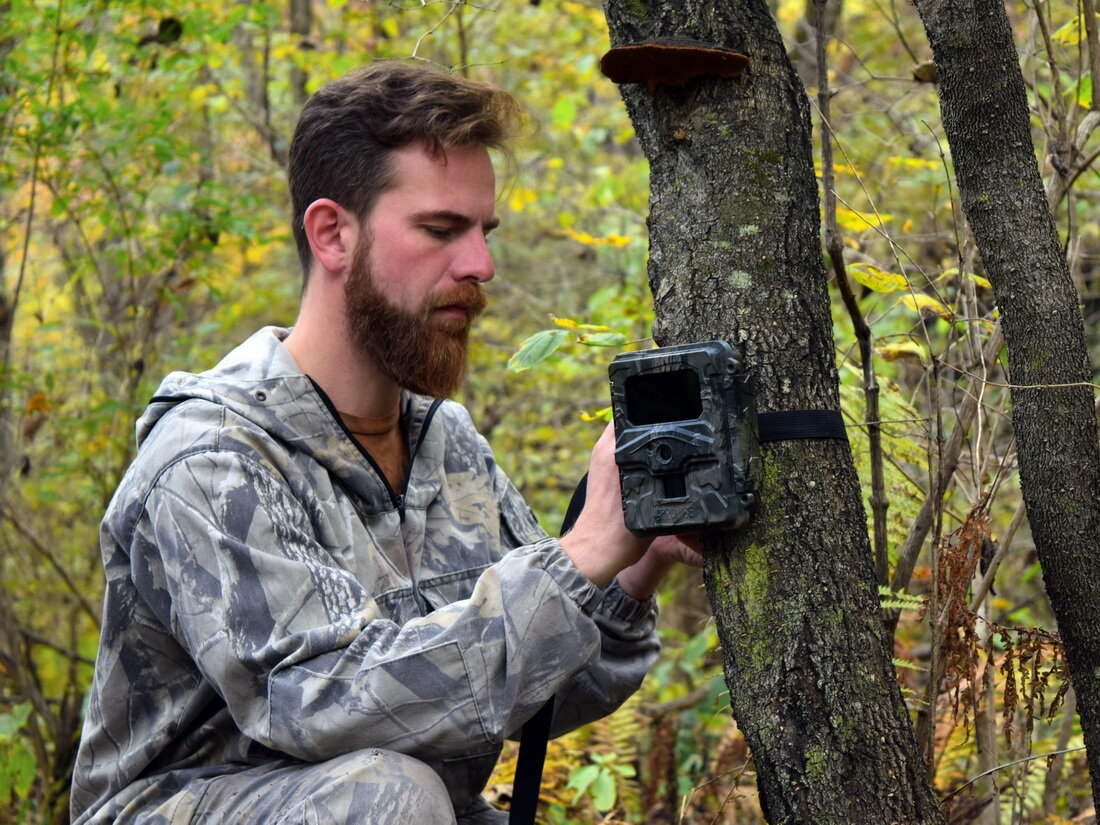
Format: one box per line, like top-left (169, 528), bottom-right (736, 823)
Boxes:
top-left (559, 531), bottom-right (619, 589)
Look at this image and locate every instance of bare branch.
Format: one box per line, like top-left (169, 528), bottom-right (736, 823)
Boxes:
top-left (889, 324), bottom-right (1005, 603)
top-left (814, 0), bottom-right (889, 585)
top-left (2, 505), bottom-right (101, 627)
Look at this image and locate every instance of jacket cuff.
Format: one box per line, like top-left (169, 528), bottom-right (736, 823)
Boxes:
top-left (523, 538), bottom-right (604, 615)
top-left (602, 578), bottom-right (658, 626)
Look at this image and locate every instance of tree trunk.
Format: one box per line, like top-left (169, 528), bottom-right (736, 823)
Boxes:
top-left (289, 0), bottom-right (311, 105)
top-left (0, 243), bottom-right (14, 486)
top-left (601, 1), bottom-right (945, 822)
top-left (1, 0), bottom-right (19, 489)
top-left (915, 0), bottom-right (1100, 804)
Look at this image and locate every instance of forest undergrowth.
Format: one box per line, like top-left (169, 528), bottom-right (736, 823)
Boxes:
top-left (1, 0), bottom-right (1098, 823)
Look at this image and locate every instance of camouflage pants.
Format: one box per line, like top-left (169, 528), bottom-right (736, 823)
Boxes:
top-left (129, 749), bottom-right (509, 825)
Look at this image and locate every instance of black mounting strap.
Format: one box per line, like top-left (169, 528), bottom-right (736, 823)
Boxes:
top-left (757, 409), bottom-right (846, 443)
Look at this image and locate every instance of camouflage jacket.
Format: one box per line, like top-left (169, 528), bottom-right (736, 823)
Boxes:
top-left (71, 327), bottom-right (659, 824)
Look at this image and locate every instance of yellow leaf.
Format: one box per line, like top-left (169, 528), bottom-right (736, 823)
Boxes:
top-left (848, 263), bottom-right (908, 293)
top-left (581, 406), bottom-right (613, 422)
top-left (551, 315), bottom-right (616, 332)
top-left (508, 187), bottom-right (537, 213)
top-left (937, 268), bottom-right (992, 289)
top-left (561, 228), bottom-right (633, 247)
top-left (836, 206), bottom-right (893, 232)
top-left (898, 293), bottom-right (953, 320)
top-left (563, 228), bottom-right (597, 245)
top-left (1052, 16), bottom-right (1084, 47)
top-left (886, 156), bottom-right (940, 171)
top-left (189, 83), bottom-right (218, 105)
top-left (876, 341), bottom-right (927, 362)
top-left (272, 42), bottom-right (298, 61)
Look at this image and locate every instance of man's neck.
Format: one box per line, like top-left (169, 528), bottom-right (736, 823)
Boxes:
top-left (283, 319), bottom-right (401, 420)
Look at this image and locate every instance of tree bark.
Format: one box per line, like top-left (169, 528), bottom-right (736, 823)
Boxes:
top-left (601, 1), bottom-right (944, 822)
top-left (0, 0), bottom-right (20, 489)
top-left (289, 0), bottom-right (311, 105)
top-left (915, 0), bottom-right (1100, 804)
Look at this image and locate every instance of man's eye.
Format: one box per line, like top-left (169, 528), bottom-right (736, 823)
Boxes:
top-left (424, 226), bottom-right (452, 239)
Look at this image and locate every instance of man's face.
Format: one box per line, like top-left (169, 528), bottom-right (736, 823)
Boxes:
top-left (344, 142), bottom-right (498, 397)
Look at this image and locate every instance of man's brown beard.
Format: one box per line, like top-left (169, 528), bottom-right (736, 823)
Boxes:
top-left (344, 240), bottom-right (487, 398)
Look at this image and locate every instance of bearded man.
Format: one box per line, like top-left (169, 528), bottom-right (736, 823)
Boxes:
top-left (71, 62), bottom-right (699, 825)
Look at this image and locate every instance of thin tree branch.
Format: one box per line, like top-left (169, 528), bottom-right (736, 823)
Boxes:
top-left (888, 324), bottom-right (1005, 611)
top-left (1085, 0), bottom-right (1100, 112)
top-left (2, 505), bottom-right (101, 627)
top-left (814, 0), bottom-right (888, 585)
top-left (946, 746), bottom-right (1087, 800)
top-left (17, 627), bottom-right (95, 667)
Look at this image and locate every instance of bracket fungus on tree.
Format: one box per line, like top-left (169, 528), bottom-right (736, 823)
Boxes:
top-left (599, 37), bottom-right (749, 92)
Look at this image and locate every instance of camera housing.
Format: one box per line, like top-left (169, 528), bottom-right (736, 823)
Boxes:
top-left (608, 340), bottom-right (761, 536)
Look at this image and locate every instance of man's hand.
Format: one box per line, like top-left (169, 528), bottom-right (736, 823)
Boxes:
top-left (559, 423), bottom-right (703, 597)
top-left (616, 534), bottom-right (703, 600)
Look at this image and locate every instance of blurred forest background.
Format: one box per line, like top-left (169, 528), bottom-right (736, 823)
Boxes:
top-left (1, 0), bottom-right (1098, 822)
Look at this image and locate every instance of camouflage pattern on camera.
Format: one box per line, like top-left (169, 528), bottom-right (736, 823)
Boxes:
top-left (609, 340), bottom-right (761, 536)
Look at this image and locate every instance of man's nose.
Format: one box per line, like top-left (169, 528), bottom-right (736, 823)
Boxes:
top-left (452, 232), bottom-right (495, 283)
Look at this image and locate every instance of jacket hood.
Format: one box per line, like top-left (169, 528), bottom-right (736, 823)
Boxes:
top-left (136, 327), bottom-right (438, 460)
top-left (137, 327), bottom-right (316, 448)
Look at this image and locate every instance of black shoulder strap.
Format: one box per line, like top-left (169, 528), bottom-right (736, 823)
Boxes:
top-left (508, 476), bottom-right (587, 825)
top-left (509, 699), bottom-right (555, 824)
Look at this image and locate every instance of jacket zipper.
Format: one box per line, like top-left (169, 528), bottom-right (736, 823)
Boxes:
top-left (398, 398), bottom-right (443, 519)
top-left (306, 378), bottom-right (441, 517)
top-left (402, 398), bottom-right (444, 616)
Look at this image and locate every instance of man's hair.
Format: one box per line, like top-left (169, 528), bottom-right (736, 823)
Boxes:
top-left (288, 61), bottom-right (520, 277)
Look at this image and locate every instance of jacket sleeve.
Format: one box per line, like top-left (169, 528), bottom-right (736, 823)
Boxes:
top-left (128, 448), bottom-right (624, 764)
top-left (483, 441), bottom-right (661, 737)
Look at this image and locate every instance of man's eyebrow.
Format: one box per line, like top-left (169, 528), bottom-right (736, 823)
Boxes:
top-left (413, 210), bottom-right (500, 232)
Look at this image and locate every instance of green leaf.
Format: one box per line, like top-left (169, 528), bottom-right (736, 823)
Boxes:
top-left (507, 330), bottom-right (569, 372)
top-left (567, 763), bottom-right (600, 798)
top-left (0, 704), bottom-right (32, 743)
top-left (551, 96), bottom-right (577, 129)
top-left (893, 657), bottom-right (928, 672)
top-left (591, 769), bottom-right (617, 811)
top-left (1077, 75), bottom-right (1093, 109)
top-left (10, 745), bottom-right (35, 797)
top-left (878, 585), bottom-right (925, 611)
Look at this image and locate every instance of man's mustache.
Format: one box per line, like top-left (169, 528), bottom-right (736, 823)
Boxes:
top-left (427, 283), bottom-right (488, 319)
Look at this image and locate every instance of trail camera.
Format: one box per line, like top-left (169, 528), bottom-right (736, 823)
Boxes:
top-left (609, 341), bottom-right (761, 536)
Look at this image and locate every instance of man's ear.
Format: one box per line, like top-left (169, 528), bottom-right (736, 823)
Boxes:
top-left (303, 198), bottom-right (359, 277)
